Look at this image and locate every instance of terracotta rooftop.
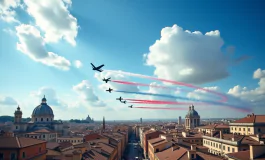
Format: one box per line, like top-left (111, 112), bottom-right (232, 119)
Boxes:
top-left (58, 142), bottom-right (73, 151)
top-left (82, 149), bottom-right (108, 160)
top-left (156, 145), bottom-right (224, 160)
top-left (97, 142), bottom-right (115, 154)
top-left (47, 142), bottom-right (60, 149)
top-left (83, 133), bottom-right (107, 142)
top-left (179, 151), bottom-right (225, 160)
top-left (148, 137), bottom-right (163, 144)
top-left (0, 137), bottom-right (46, 148)
top-left (226, 150), bottom-right (250, 160)
top-left (232, 114), bottom-right (265, 123)
top-left (197, 124), bottom-right (229, 129)
top-left (155, 146), bottom-right (187, 159)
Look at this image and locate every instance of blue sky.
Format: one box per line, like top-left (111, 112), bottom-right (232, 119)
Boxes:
top-left (0, 0), bottom-right (265, 120)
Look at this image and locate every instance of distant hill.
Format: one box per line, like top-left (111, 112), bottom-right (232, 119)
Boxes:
top-left (0, 116), bottom-right (31, 123)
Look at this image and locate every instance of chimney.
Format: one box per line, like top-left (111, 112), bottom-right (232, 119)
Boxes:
top-left (219, 130), bottom-right (223, 139)
top-left (188, 150), bottom-right (196, 160)
top-left (210, 130), bottom-right (214, 137)
top-left (231, 134), bottom-right (235, 141)
top-left (191, 144), bottom-right (196, 151)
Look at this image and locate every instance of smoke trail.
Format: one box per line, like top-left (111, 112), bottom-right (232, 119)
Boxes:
top-left (116, 90), bottom-right (251, 112)
top-left (133, 107), bottom-right (187, 110)
top-left (125, 99), bottom-right (207, 105)
top-left (116, 90), bottom-right (206, 102)
top-left (105, 70), bottom-right (228, 102)
top-left (112, 80), bottom-right (191, 92)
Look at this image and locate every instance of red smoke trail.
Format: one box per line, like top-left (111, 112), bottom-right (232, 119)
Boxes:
top-left (126, 99), bottom-right (251, 113)
top-left (106, 70), bottom-right (228, 102)
top-left (133, 107), bottom-right (187, 110)
top-left (125, 99), bottom-right (207, 105)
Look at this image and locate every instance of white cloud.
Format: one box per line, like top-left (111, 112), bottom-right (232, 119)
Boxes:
top-left (0, 95), bottom-right (17, 105)
top-left (228, 68), bottom-right (265, 108)
top-left (73, 80), bottom-right (106, 107)
top-left (187, 86), bottom-right (220, 100)
top-left (144, 24), bottom-right (247, 84)
top-left (16, 24), bottom-right (71, 70)
top-left (0, 0), bottom-right (20, 23)
top-left (3, 28), bottom-right (15, 35)
top-left (23, 0), bottom-right (78, 46)
top-left (30, 87), bottom-right (67, 107)
top-left (74, 60), bottom-right (82, 68)
top-left (95, 71), bottom-right (139, 92)
top-left (253, 68), bottom-right (265, 79)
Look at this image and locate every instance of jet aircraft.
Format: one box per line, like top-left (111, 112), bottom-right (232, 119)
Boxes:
top-left (122, 100), bottom-right (126, 104)
top-left (116, 96), bottom-right (123, 102)
top-left (106, 88), bottom-right (113, 93)
top-left (103, 77), bottom-right (111, 83)
top-left (128, 105), bottom-right (133, 108)
top-left (91, 63), bottom-right (104, 72)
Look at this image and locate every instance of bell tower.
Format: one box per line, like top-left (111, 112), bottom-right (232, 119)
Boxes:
top-left (14, 105), bottom-right (22, 123)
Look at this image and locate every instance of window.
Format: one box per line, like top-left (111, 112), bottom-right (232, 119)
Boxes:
top-left (231, 127), bottom-right (233, 130)
top-left (258, 128), bottom-right (261, 132)
top-left (219, 144), bottom-right (221, 149)
top-left (228, 147), bottom-right (230, 152)
top-left (0, 153), bottom-right (4, 160)
top-left (248, 128), bottom-right (250, 132)
top-left (243, 128), bottom-right (245, 131)
top-left (35, 136), bottom-right (37, 138)
top-left (43, 135), bottom-right (45, 138)
top-left (155, 149), bottom-right (159, 152)
top-left (235, 128), bottom-right (237, 131)
top-left (22, 152), bottom-right (26, 158)
top-left (16, 126), bottom-right (18, 129)
top-left (41, 118), bottom-right (43, 121)
top-left (47, 118), bottom-right (49, 121)
top-left (239, 128), bottom-right (241, 131)
top-left (232, 148), bottom-right (235, 152)
top-left (223, 146), bottom-right (225, 150)
top-left (191, 154), bottom-right (194, 159)
top-left (35, 118), bottom-right (37, 121)
top-left (39, 147), bottom-right (41, 152)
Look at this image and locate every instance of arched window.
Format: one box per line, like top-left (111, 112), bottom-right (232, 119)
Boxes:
top-left (41, 118), bottom-right (43, 121)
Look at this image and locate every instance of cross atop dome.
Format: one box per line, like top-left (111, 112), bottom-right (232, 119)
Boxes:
top-left (17, 105), bottom-right (20, 110)
top-left (42, 95), bottom-right (47, 103)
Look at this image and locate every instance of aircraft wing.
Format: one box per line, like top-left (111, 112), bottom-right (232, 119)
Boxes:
top-left (98, 64), bottom-right (104, 68)
top-left (90, 63), bottom-right (96, 68)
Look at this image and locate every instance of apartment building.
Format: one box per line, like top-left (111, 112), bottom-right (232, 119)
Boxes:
top-left (229, 114), bottom-right (265, 135)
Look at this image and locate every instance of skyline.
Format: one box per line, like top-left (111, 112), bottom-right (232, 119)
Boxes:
top-left (0, 0), bottom-right (265, 120)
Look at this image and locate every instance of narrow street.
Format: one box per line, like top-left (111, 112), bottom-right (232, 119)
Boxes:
top-left (123, 133), bottom-right (143, 160)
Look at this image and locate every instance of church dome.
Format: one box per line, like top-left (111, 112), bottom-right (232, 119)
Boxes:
top-left (32, 96), bottom-right (54, 117)
top-left (186, 105), bottom-right (200, 117)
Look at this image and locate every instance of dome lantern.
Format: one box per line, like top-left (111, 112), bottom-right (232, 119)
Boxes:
top-left (42, 95), bottom-right (47, 103)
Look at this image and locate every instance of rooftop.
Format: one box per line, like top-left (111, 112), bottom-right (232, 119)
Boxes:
top-left (231, 114), bottom-right (265, 123)
top-left (0, 136), bottom-right (46, 148)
